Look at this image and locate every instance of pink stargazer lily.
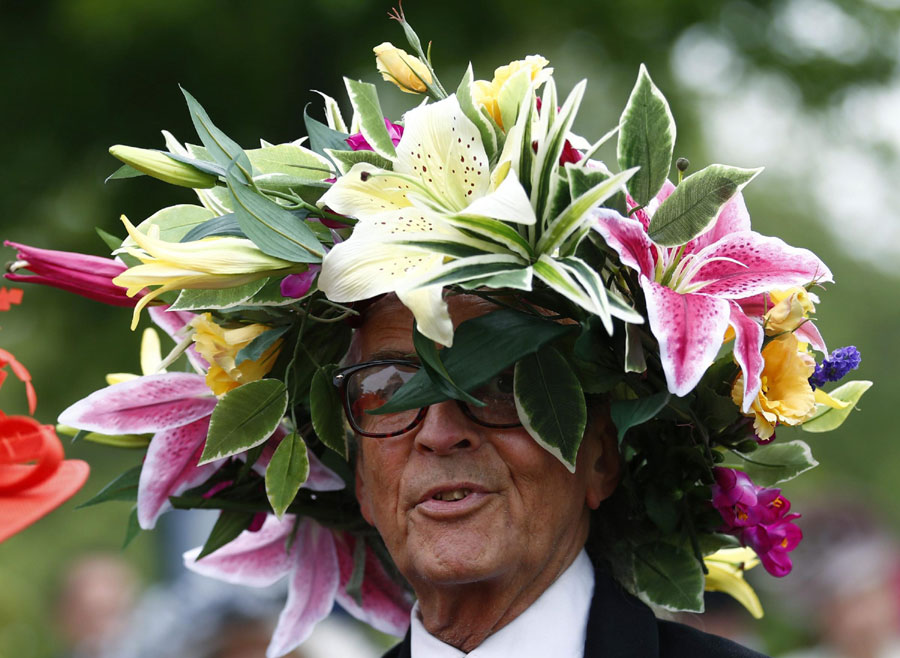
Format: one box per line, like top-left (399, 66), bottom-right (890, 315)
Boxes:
top-left (185, 514), bottom-right (413, 658)
top-left (4, 240), bottom-right (139, 307)
top-left (594, 182), bottom-right (832, 404)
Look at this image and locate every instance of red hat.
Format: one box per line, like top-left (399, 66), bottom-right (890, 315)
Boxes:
top-left (0, 412), bottom-right (89, 543)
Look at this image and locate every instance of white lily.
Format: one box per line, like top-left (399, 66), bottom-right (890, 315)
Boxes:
top-left (318, 87), bottom-right (639, 345)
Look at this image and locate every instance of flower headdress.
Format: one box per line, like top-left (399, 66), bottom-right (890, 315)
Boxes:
top-left (5, 9), bottom-right (871, 657)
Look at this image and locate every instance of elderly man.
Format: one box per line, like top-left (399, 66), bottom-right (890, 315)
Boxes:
top-left (345, 294), bottom-right (767, 658)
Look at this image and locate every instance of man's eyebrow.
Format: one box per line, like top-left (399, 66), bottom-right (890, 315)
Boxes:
top-left (364, 349), bottom-right (419, 361)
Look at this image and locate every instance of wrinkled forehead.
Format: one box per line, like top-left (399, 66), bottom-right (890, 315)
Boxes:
top-left (353, 293), bottom-right (499, 362)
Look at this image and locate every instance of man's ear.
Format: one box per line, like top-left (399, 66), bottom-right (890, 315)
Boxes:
top-left (583, 407), bottom-right (621, 510)
top-left (355, 449), bottom-right (375, 525)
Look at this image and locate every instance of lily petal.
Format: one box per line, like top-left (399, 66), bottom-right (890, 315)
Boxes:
top-left (58, 372), bottom-right (216, 434)
top-left (691, 232), bottom-right (833, 298)
top-left (643, 279), bottom-right (731, 396)
top-left (796, 319), bottom-right (827, 354)
top-left (183, 514), bottom-right (295, 587)
top-left (333, 532), bottom-right (412, 637)
top-left (728, 302), bottom-right (765, 412)
top-left (685, 192), bottom-right (752, 254)
top-left (137, 415), bottom-right (219, 529)
top-left (460, 169), bottom-right (536, 225)
top-left (397, 286), bottom-right (453, 347)
top-left (592, 210), bottom-right (655, 279)
top-left (394, 95), bottom-right (491, 212)
top-left (267, 521), bottom-right (339, 658)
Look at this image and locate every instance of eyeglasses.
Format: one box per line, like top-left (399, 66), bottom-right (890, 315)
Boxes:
top-left (332, 359), bottom-right (522, 438)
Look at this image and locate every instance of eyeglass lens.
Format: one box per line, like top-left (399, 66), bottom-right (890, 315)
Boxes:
top-left (345, 363), bottom-right (520, 437)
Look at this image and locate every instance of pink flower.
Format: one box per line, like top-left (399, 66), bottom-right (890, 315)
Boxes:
top-left (4, 240), bottom-right (139, 307)
top-left (184, 515), bottom-right (413, 658)
top-left (595, 184), bottom-right (832, 404)
top-left (280, 266), bottom-right (320, 298)
top-left (345, 118), bottom-right (404, 152)
top-left (711, 467), bottom-right (802, 577)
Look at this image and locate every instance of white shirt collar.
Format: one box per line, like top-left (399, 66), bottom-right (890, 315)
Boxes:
top-left (409, 549), bottom-right (595, 658)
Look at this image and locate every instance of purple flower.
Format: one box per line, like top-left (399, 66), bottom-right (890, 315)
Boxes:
top-left (711, 467), bottom-right (802, 577)
top-left (809, 346), bottom-right (861, 389)
top-left (4, 240), bottom-right (139, 307)
top-left (280, 266), bottom-right (320, 298)
top-left (345, 119), bottom-right (404, 152)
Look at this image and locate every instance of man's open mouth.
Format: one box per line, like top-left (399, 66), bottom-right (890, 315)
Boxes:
top-left (431, 488), bottom-right (472, 502)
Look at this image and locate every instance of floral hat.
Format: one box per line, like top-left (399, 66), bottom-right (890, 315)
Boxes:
top-left (4, 8), bottom-right (871, 657)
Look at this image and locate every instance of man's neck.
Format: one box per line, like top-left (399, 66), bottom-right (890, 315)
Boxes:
top-left (411, 531), bottom-right (587, 652)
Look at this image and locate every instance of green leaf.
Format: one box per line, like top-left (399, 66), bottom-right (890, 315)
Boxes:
top-left (344, 78), bottom-right (397, 159)
top-left (457, 64), bottom-right (498, 161)
top-left (456, 266), bottom-right (533, 291)
top-left (625, 323), bottom-right (647, 373)
top-left (105, 163), bottom-right (144, 183)
top-left (326, 148), bottom-right (393, 176)
top-left (265, 432), bottom-right (310, 518)
top-left (169, 278), bottom-right (268, 311)
top-left (197, 510), bottom-right (257, 559)
top-left (617, 64), bottom-right (677, 206)
top-left (180, 87), bottom-right (251, 172)
top-left (634, 542), bottom-right (704, 612)
top-left (375, 309), bottom-right (573, 415)
top-left (226, 168), bottom-right (324, 262)
top-left (344, 535), bottom-right (367, 607)
top-left (497, 67), bottom-right (533, 137)
top-left (304, 105), bottom-right (351, 160)
top-left (537, 168), bottom-right (637, 254)
top-left (566, 165), bottom-right (609, 201)
top-left (648, 165), bottom-right (762, 246)
top-left (413, 323), bottom-right (484, 407)
top-left (413, 255), bottom-right (529, 289)
top-left (310, 366), bottom-right (348, 458)
top-left (122, 507), bottom-right (142, 549)
top-left (180, 214), bottom-right (245, 242)
top-left (200, 379), bottom-right (288, 464)
top-left (124, 204), bottom-right (217, 247)
top-left (723, 440), bottom-right (818, 486)
top-left (77, 464), bottom-right (142, 508)
top-left (96, 227), bottom-right (124, 252)
top-left (514, 346), bottom-right (586, 471)
top-left (235, 325), bottom-right (290, 366)
top-left (247, 143), bottom-right (332, 180)
top-left (610, 392), bottom-right (670, 443)
top-left (802, 380), bottom-right (873, 433)
top-left (80, 432), bottom-right (151, 449)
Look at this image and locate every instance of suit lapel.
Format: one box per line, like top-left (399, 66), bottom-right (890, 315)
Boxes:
top-left (583, 568), bottom-right (659, 658)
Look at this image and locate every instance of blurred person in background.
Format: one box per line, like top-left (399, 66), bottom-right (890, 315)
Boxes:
top-left (54, 553), bottom-right (139, 658)
top-left (775, 499), bottom-right (900, 658)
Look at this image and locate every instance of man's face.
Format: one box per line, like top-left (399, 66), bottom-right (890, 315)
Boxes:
top-left (353, 295), bottom-right (613, 594)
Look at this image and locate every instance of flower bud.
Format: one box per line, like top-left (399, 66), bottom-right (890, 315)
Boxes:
top-left (109, 145), bottom-right (218, 189)
top-left (373, 42), bottom-right (432, 94)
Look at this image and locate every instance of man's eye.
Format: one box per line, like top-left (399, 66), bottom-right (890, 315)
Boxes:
top-left (480, 370), bottom-right (515, 398)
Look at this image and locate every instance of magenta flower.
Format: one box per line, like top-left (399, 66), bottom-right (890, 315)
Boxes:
top-left (711, 467), bottom-right (802, 577)
top-left (345, 118), bottom-right (404, 152)
top-left (280, 266), bottom-right (320, 299)
top-left (184, 514), bottom-right (413, 658)
top-left (4, 240), bottom-right (139, 307)
top-left (595, 185), bottom-right (832, 404)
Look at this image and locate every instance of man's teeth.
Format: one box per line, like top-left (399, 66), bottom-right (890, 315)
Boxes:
top-left (432, 488), bottom-right (471, 502)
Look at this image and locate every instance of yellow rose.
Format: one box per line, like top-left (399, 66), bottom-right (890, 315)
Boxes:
top-left (189, 313), bottom-right (283, 396)
top-left (473, 55), bottom-right (551, 128)
top-left (732, 333), bottom-right (816, 440)
top-left (373, 42), bottom-right (432, 94)
top-left (764, 287), bottom-right (816, 335)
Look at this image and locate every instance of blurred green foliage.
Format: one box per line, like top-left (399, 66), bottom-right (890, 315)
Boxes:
top-left (1, 1), bottom-right (898, 656)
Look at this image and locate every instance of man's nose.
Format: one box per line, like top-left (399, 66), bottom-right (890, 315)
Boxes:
top-left (413, 400), bottom-right (482, 455)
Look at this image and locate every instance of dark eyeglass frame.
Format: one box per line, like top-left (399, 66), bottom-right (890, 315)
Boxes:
top-left (332, 358), bottom-right (522, 438)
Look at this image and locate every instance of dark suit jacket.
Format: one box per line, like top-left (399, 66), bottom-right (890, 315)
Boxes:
top-left (381, 566), bottom-right (768, 657)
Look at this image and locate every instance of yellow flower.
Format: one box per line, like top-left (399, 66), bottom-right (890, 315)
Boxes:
top-left (764, 287), bottom-right (816, 335)
top-left (732, 333), bottom-right (817, 440)
top-left (189, 313), bottom-right (283, 396)
top-left (373, 42), bottom-right (432, 94)
top-left (472, 55), bottom-right (551, 128)
top-left (704, 548), bottom-right (764, 619)
top-left (112, 215), bottom-right (298, 330)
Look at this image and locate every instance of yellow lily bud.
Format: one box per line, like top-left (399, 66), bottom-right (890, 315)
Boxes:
top-left (473, 55), bottom-right (552, 128)
top-left (764, 287), bottom-right (816, 335)
top-left (704, 548), bottom-right (764, 619)
top-left (109, 145), bottom-right (218, 189)
top-left (373, 42), bottom-right (432, 94)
